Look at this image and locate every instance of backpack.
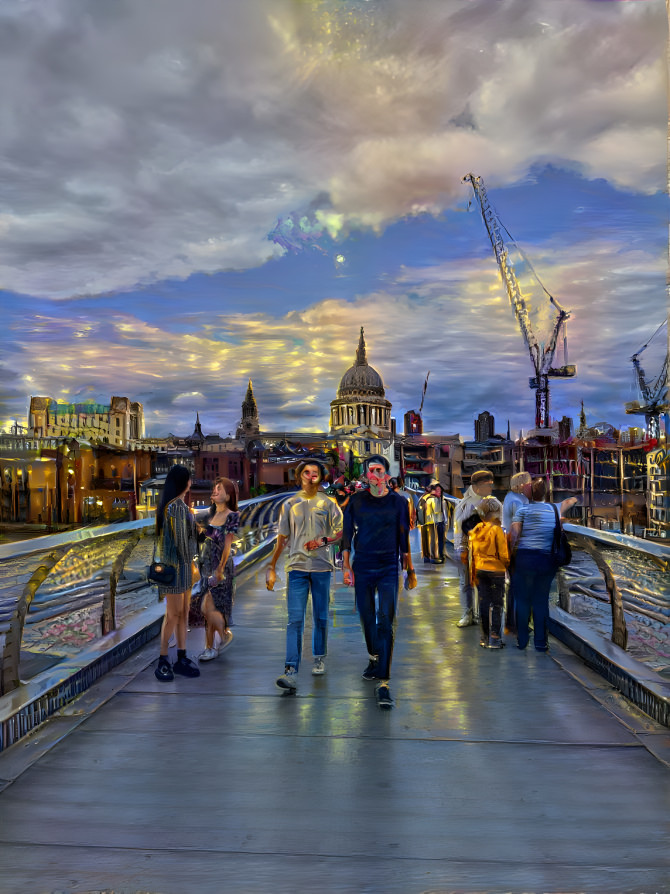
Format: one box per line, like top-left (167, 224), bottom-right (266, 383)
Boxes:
top-left (461, 511), bottom-right (480, 540)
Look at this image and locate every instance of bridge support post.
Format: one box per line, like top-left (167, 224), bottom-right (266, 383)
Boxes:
top-left (1, 548), bottom-right (68, 695)
top-left (571, 535), bottom-right (628, 650)
top-left (105, 532), bottom-right (143, 636)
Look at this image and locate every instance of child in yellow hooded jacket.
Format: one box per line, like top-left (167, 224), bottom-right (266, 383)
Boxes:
top-left (469, 497), bottom-right (509, 648)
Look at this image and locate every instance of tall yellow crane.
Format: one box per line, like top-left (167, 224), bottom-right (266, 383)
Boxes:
top-left (464, 173), bottom-right (576, 429)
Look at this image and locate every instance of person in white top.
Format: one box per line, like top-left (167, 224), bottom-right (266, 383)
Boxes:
top-left (266, 461), bottom-right (343, 692)
top-left (453, 470), bottom-right (494, 627)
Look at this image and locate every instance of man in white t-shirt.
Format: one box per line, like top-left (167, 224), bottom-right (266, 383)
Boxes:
top-left (266, 461), bottom-right (343, 691)
top-left (453, 470), bottom-right (494, 627)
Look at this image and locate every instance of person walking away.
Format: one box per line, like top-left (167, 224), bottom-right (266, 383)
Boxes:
top-left (469, 497), bottom-right (509, 648)
top-left (509, 479), bottom-right (577, 652)
top-left (425, 483), bottom-right (447, 563)
top-left (416, 484), bottom-right (433, 564)
top-left (389, 477), bottom-right (417, 530)
top-left (452, 470), bottom-right (494, 627)
top-left (342, 454), bottom-right (410, 708)
top-left (197, 477), bottom-right (240, 661)
top-left (388, 479), bottom-right (417, 584)
top-left (154, 464), bottom-right (200, 682)
top-left (501, 472), bottom-right (532, 635)
top-left (266, 461), bottom-right (343, 692)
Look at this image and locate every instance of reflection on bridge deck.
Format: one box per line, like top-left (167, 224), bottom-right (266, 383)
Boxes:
top-left (0, 544), bottom-right (668, 893)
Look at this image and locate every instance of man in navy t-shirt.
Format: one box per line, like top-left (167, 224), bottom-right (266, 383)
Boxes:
top-left (342, 455), bottom-right (410, 707)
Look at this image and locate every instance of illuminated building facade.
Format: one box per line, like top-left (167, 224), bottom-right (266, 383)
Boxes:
top-left (29, 396), bottom-right (144, 448)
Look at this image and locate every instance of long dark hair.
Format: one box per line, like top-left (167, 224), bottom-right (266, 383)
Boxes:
top-left (156, 464), bottom-right (191, 536)
top-left (209, 476), bottom-right (239, 515)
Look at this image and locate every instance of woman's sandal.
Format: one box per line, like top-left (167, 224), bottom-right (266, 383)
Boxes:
top-left (218, 630), bottom-right (234, 652)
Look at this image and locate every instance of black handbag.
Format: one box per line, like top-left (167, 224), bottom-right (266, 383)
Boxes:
top-left (148, 542), bottom-right (176, 586)
top-left (551, 503), bottom-right (572, 568)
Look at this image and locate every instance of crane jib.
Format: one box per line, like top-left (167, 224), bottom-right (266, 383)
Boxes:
top-left (463, 172), bottom-right (577, 429)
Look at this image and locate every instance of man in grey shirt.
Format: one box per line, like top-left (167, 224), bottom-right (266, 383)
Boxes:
top-left (266, 461), bottom-right (343, 691)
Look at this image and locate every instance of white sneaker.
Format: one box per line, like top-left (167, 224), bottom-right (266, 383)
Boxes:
top-left (276, 666), bottom-right (298, 690)
top-left (457, 609), bottom-right (474, 628)
top-left (198, 647), bottom-right (218, 661)
top-left (312, 657), bottom-right (326, 675)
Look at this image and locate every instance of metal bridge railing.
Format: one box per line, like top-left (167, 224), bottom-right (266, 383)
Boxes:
top-left (421, 492), bottom-right (670, 672)
top-left (0, 491), bottom-right (292, 696)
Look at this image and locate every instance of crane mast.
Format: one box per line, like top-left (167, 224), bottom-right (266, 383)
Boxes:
top-left (625, 321), bottom-right (669, 441)
top-left (464, 173), bottom-right (576, 429)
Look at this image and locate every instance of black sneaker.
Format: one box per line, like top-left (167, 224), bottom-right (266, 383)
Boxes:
top-left (362, 658), bottom-right (380, 680)
top-left (173, 655), bottom-right (200, 677)
top-left (375, 681), bottom-right (394, 707)
top-left (154, 658), bottom-right (174, 682)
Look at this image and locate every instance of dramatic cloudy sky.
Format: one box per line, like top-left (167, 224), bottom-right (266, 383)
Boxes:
top-left (0, 0), bottom-right (667, 439)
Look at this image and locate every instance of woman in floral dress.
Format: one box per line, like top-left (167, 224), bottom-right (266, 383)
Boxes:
top-left (198, 477), bottom-right (240, 661)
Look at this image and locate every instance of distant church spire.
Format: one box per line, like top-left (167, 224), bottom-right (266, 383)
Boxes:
top-left (355, 327), bottom-right (368, 366)
top-left (578, 400), bottom-right (587, 435)
top-left (237, 379), bottom-right (260, 439)
top-left (189, 411), bottom-right (204, 443)
top-left (243, 379), bottom-right (256, 409)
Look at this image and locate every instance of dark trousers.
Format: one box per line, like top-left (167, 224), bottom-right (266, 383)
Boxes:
top-left (427, 522), bottom-right (445, 560)
top-left (353, 564), bottom-right (399, 680)
top-left (477, 570), bottom-right (505, 639)
top-left (420, 524), bottom-right (430, 559)
top-left (511, 549), bottom-right (555, 650)
top-left (437, 521), bottom-right (445, 559)
top-left (505, 573), bottom-right (517, 635)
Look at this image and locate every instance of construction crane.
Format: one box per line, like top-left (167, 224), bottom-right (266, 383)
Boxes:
top-left (463, 173), bottom-right (576, 429)
top-left (625, 320), bottom-right (669, 441)
top-left (418, 371), bottom-right (430, 415)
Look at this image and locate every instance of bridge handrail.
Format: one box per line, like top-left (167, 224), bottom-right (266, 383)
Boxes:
top-left (406, 488), bottom-right (669, 655)
top-left (0, 492), bottom-right (293, 695)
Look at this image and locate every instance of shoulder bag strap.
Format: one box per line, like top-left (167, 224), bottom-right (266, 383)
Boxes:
top-left (551, 503), bottom-right (561, 551)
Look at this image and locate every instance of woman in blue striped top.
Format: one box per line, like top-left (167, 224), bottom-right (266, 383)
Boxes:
top-left (509, 479), bottom-right (577, 652)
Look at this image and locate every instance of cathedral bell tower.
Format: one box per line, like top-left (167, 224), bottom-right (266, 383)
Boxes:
top-left (236, 379), bottom-right (260, 439)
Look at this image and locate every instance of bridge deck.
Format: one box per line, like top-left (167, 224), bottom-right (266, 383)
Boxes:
top-left (0, 546), bottom-right (668, 894)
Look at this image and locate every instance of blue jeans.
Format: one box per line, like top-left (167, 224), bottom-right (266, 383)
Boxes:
top-left (511, 549), bottom-right (556, 650)
top-left (285, 570), bottom-right (331, 671)
top-left (353, 564), bottom-right (399, 680)
top-left (457, 556), bottom-right (473, 613)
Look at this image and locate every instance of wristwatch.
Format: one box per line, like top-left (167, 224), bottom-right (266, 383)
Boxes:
top-left (321, 536), bottom-right (329, 546)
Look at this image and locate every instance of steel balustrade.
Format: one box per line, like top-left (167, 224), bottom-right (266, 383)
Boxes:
top-left (0, 491), bottom-right (294, 697)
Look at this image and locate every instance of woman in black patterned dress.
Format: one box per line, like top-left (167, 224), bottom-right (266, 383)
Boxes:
top-left (197, 477), bottom-right (240, 661)
top-left (154, 465), bottom-right (200, 682)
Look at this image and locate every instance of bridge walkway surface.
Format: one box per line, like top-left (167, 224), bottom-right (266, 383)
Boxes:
top-left (0, 541), bottom-right (668, 894)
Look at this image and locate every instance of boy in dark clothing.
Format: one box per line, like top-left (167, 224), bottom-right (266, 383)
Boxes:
top-left (342, 455), bottom-right (410, 708)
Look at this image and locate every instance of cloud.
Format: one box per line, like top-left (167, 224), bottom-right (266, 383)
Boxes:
top-left (0, 0), bottom-right (664, 297)
top-left (5, 222), bottom-right (664, 438)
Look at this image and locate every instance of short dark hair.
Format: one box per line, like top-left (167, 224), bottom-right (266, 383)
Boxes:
top-left (364, 454), bottom-right (389, 472)
top-left (295, 460), bottom-right (327, 485)
top-left (531, 478), bottom-right (547, 502)
top-left (471, 470), bottom-right (494, 485)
